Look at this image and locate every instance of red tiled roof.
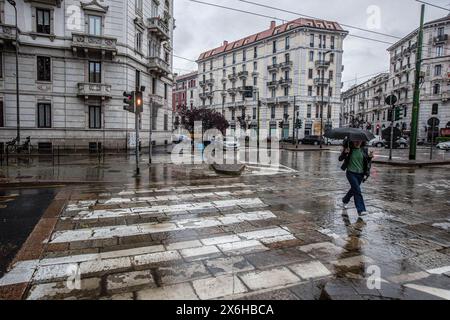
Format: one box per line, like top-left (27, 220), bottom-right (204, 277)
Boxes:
top-left (197, 17), bottom-right (347, 61)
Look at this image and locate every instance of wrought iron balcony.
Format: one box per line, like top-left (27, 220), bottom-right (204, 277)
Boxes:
top-left (315, 60), bottom-right (330, 69)
top-left (279, 78), bottom-right (292, 86)
top-left (24, 0), bottom-right (62, 6)
top-left (267, 80), bottom-right (279, 88)
top-left (71, 33), bottom-right (117, 57)
top-left (433, 34), bottom-right (448, 45)
top-left (149, 94), bottom-right (164, 106)
top-left (148, 17), bottom-right (170, 41)
top-left (238, 71), bottom-right (249, 79)
top-left (267, 64), bottom-right (279, 72)
top-left (314, 78), bottom-right (331, 86)
top-left (148, 57), bottom-right (171, 76)
top-left (77, 82), bottom-right (112, 100)
top-left (228, 73), bottom-right (238, 82)
top-left (314, 96), bottom-right (331, 103)
top-left (0, 24), bottom-right (17, 45)
top-left (279, 61), bottom-right (293, 70)
top-left (227, 88), bottom-right (239, 96)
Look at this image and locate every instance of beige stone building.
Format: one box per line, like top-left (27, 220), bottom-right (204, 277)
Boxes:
top-left (197, 18), bottom-right (348, 140)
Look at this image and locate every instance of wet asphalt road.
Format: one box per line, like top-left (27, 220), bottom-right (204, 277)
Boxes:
top-left (0, 188), bottom-right (57, 278)
top-left (0, 148), bottom-right (449, 300)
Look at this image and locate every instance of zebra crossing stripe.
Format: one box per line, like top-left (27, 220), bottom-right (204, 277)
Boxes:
top-left (66, 198), bottom-right (267, 221)
top-left (0, 227), bottom-right (295, 287)
top-left (50, 210), bottom-right (277, 244)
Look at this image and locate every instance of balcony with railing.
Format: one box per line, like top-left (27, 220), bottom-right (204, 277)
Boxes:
top-left (149, 94), bottom-right (164, 106)
top-left (228, 73), bottom-right (238, 82)
top-left (71, 33), bottom-right (117, 57)
top-left (267, 64), bottom-right (279, 72)
top-left (267, 80), bottom-right (279, 88)
top-left (148, 17), bottom-right (170, 41)
top-left (279, 61), bottom-right (293, 70)
top-left (314, 78), bottom-right (331, 86)
top-left (148, 57), bottom-right (171, 76)
top-left (279, 78), bottom-right (292, 87)
top-left (227, 88), bottom-right (239, 96)
top-left (315, 60), bottom-right (331, 69)
top-left (433, 34), bottom-right (448, 45)
top-left (77, 82), bottom-right (112, 100)
top-left (24, 0), bottom-right (62, 5)
top-left (0, 24), bottom-right (17, 45)
top-left (238, 71), bottom-right (249, 79)
top-left (314, 96), bottom-right (331, 103)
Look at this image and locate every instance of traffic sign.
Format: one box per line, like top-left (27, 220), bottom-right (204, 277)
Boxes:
top-left (385, 95), bottom-right (398, 106)
top-left (428, 117), bottom-right (440, 127)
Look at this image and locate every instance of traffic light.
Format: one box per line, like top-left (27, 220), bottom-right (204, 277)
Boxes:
top-left (123, 91), bottom-right (135, 113)
top-left (135, 91), bottom-right (143, 113)
top-left (387, 109), bottom-right (393, 122)
top-left (395, 107), bottom-right (403, 121)
top-left (295, 119), bottom-right (303, 129)
top-left (279, 121), bottom-right (284, 129)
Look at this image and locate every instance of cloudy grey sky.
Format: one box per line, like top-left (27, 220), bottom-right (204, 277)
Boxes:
top-left (172, 0), bottom-right (449, 90)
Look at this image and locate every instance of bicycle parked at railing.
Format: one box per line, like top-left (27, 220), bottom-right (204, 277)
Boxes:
top-left (6, 137), bottom-right (34, 153)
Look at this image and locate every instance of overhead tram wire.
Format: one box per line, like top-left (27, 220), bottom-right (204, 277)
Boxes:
top-left (237, 0), bottom-right (403, 40)
top-left (186, 0), bottom-right (396, 46)
top-left (415, 0), bottom-right (450, 11)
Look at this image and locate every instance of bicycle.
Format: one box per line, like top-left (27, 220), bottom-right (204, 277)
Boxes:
top-left (6, 137), bottom-right (34, 154)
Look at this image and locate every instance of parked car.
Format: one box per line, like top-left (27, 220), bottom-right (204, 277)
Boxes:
top-left (437, 141), bottom-right (450, 150)
top-left (384, 138), bottom-right (408, 149)
top-left (369, 136), bottom-right (384, 148)
top-left (326, 139), bottom-right (344, 146)
top-left (299, 136), bottom-right (325, 146)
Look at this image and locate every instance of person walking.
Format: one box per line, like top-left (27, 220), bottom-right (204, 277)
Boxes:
top-left (339, 140), bottom-right (373, 216)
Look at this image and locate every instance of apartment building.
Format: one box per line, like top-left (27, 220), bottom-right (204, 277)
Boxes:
top-left (387, 14), bottom-right (450, 141)
top-left (341, 14), bottom-right (450, 141)
top-left (341, 73), bottom-right (391, 136)
top-left (0, 0), bottom-right (174, 149)
top-left (197, 18), bottom-right (348, 140)
top-left (172, 71), bottom-right (198, 114)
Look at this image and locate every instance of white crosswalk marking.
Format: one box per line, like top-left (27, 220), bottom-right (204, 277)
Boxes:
top-left (0, 183), bottom-right (315, 300)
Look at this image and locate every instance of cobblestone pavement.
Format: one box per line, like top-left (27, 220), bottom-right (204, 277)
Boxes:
top-left (0, 150), bottom-right (449, 300)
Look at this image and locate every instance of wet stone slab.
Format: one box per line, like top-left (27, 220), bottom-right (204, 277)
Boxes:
top-left (157, 261), bottom-right (211, 285)
top-left (106, 270), bottom-right (156, 295)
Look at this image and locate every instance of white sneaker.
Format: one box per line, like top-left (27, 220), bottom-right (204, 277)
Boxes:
top-left (342, 202), bottom-right (349, 209)
top-left (358, 211), bottom-right (368, 217)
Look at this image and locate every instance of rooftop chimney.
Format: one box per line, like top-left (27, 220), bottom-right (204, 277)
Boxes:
top-left (223, 40), bottom-right (228, 46)
top-left (270, 21), bottom-right (276, 29)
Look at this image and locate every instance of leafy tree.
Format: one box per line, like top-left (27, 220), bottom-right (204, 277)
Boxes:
top-left (179, 107), bottom-right (229, 135)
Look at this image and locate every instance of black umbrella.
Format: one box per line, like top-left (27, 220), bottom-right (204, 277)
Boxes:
top-left (324, 128), bottom-right (375, 142)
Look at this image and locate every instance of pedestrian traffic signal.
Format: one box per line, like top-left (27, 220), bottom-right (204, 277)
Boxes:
top-left (135, 91), bottom-right (143, 113)
top-left (295, 119), bottom-right (303, 129)
top-left (123, 91), bottom-right (135, 113)
top-left (387, 109), bottom-right (393, 122)
top-left (279, 121), bottom-right (284, 129)
top-left (395, 107), bottom-right (403, 121)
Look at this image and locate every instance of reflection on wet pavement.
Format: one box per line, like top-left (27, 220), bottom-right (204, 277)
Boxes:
top-left (0, 149), bottom-right (449, 300)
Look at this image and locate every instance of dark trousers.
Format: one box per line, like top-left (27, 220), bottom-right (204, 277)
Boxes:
top-left (343, 171), bottom-right (367, 214)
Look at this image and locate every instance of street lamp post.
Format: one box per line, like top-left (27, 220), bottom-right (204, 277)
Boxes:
top-left (7, 0), bottom-right (20, 143)
top-left (320, 50), bottom-right (332, 149)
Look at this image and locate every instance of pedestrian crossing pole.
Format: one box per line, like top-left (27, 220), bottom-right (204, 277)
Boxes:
top-left (409, 4), bottom-right (425, 161)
